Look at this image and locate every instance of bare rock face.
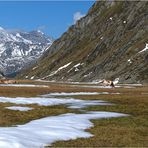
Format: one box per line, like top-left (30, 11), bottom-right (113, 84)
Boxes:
top-left (18, 1), bottom-right (148, 83)
top-left (0, 71), bottom-right (5, 79)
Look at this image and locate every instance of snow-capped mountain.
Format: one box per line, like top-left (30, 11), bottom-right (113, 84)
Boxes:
top-left (0, 27), bottom-right (53, 75)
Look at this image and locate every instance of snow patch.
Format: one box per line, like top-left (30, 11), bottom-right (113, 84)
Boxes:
top-left (84, 72), bottom-right (92, 78)
top-left (0, 96), bottom-right (112, 109)
top-left (32, 66), bottom-right (38, 70)
top-left (113, 78), bottom-right (119, 85)
top-left (74, 63), bottom-right (83, 68)
top-left (56, 62), bottom-right (72, 71)
top-left (75, 67), bottom-right (79, 72)
top-left (42, 92), bottom-right (120, 97)
top-left (0, 111), bottom-right (127, 148)
top-left (5, 106), bottom-right (33, 111)
top-left (68, 63), bottom-right (83, 73)
top-left (30, 76), bottom-right (35, 80)
top-left (43, 62), bottom-right (72, 78)
top-left (42, 92), bottom-right (109, 97)
top-left (37, 30), bottom-right (44, 35)
top-left (16, 33), bottom-right (21, 38)
top-left (128, 59), bottom-right (132, 63)
top-left (138, 43), bottom-right (148, 53)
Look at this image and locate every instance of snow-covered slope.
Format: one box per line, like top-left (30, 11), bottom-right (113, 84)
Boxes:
top-left (0, 27), bottom-right (53, 75)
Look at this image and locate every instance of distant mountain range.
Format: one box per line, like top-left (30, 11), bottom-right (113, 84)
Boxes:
top-left (0, 27), bottom-right (53, 76)
top-left (18, 1), bottom-right (148, 83)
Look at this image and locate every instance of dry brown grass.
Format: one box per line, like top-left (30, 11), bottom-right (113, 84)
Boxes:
top-left (51, 85), bottom-right (148, 147)
top-left (0, 81), bottom-right (147, 147)
top-left (0, 103), bottom-right (75, 127)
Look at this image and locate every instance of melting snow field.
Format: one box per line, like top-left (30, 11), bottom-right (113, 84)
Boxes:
top-left (0, 111), bottom-right (127, 148)
top-left (0, 92), bottom-right (128, 147)
top-left (0, 96), bottom-right (112, 109)
top-left (41, 92), bottom-right (117, 97)
top-left (5, 106), bottom-right (33, 111)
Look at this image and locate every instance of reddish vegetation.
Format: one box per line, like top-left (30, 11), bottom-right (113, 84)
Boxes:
top-left (99, 79), bottom-right (115, 87)
top-left (0, 79), bottom-right (17, 84)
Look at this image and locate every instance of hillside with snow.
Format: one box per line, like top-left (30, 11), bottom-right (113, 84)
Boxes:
top-left (18, 1), bottom-right (148, 83)
top-left (0, 27), bottom-right (53, 76)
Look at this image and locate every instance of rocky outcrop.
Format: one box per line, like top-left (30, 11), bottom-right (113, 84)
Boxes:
top-left (18, 1), bottom-right (148, 83)
top-left (0, 71), bottom-right (5, 79)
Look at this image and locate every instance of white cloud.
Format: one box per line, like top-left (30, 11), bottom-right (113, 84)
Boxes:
top-left (73, 11), bottom-right (85, 24)
top-left (37, 25), bottom-right (46, 31)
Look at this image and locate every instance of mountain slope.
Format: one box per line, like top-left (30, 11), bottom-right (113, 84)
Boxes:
top-left (0, 27), bottom-right (53, 76)
top-left (18, 1), bottom-right (148, 83)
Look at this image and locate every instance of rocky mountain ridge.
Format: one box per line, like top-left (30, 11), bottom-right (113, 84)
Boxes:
top-left (18, 1), bottom-right (148, 83)
top-left (0, 27), bottom-right (53, 76)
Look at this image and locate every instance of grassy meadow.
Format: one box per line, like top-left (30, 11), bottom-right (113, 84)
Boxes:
top-left (0, 80), bottom-right (147, 147)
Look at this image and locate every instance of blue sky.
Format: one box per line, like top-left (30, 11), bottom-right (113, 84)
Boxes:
top-left (0, 1), bottom-right (95, 39)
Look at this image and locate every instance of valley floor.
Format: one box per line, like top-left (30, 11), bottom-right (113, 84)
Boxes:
top-left (0, 80), bottom-right (147, 147)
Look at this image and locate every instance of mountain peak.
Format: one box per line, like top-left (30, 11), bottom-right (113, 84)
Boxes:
top-left (0, 27), bottom-right (53, 75)
top-left (37, 30), bottom-right (44, 35)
